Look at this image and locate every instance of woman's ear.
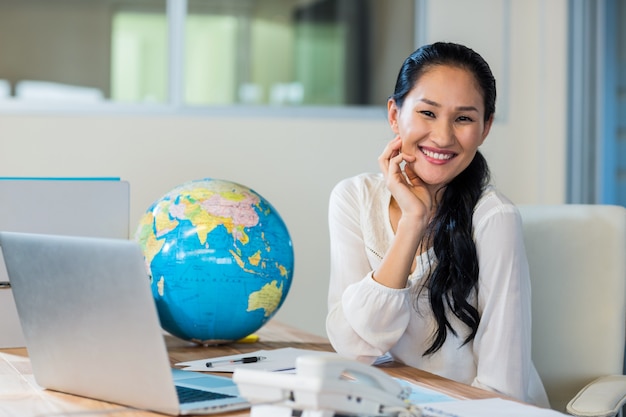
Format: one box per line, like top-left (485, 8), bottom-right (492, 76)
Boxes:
top-left (387, 98), bottom-right (400, 134)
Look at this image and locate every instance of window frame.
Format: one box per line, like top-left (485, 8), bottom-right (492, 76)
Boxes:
top-left (567, 0), bottom-right (624, 206)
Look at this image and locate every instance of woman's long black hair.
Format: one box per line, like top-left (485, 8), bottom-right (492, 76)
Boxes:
top-left (389, 42), bottom-right (496, 355)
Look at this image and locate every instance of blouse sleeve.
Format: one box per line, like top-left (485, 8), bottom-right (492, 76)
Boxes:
top-left (470, 202), bottom-right (535, 403)
top-left (325, 177), bottom-right (412, 362)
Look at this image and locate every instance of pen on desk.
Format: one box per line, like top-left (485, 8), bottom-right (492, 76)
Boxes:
top-left (206, 356), bottom-right (266, 368)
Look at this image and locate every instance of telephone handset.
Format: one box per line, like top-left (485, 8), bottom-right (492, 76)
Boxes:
top-left (233, 354), bottom-right (422, 417)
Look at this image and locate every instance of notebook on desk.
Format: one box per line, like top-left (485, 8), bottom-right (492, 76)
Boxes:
top-left (0, 231), bottom-right (250, 415)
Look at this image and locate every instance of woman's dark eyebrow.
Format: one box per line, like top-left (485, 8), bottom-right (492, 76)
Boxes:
top-left (420, 98), bottom-right (479, 112)
top-left (457, 105), bottom-right (479, 112)
top-left (420, 98), bottom-right (440, 107)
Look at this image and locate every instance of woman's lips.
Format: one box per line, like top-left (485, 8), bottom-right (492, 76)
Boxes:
top-left (420, 146), bottom-right (456, 162)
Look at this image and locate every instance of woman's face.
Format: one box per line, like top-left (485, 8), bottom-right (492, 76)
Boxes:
top-left (387, 65), bottom-right (493, 193)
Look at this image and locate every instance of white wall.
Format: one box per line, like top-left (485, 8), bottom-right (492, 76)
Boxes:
top-left (0, 0), bottom-right (568, 337)
top-left (423, 0), bottom-right (568, 205)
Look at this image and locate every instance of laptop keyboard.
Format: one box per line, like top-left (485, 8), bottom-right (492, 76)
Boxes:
top-left (175, 385), bottom-right (236, 404)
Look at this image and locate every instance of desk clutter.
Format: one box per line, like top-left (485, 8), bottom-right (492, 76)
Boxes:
top-left (232, 353), bottom-right (567, 417)
top-left (179, 348), bottom-right (567, 417)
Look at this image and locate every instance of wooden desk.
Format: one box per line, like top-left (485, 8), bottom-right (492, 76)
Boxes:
top-left (0, 321), bottom-right (498, 416)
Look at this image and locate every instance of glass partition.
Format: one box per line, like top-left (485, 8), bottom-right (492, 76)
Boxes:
top-left (0, 0), bottom-right (416, 109)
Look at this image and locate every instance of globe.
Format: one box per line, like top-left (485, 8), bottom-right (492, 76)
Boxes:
top-left (134, 178), bottom-right (294, 344)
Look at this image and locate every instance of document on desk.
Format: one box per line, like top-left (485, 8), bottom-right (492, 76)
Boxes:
top-left (423, 398), bottom-right (567, 416)
top-left (399, 380), bottom-right (455, 404)
top-left (176, 347), bottom-right (333, 372)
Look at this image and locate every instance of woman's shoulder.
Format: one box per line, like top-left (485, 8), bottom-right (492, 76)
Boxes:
top-left (331, 172), bottom-right (386, 200)
top-left (473, 185), bottom-right (521, 228)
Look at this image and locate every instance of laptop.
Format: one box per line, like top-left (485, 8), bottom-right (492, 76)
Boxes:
top-left (0, 231), bottom-right (250, 415)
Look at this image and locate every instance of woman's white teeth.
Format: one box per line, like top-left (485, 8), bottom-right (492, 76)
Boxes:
top-left (422, 148), bottom-right (453, 160)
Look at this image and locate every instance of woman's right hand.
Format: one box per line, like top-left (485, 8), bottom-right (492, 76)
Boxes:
top-left (378, 136), bottom-right (433, 224)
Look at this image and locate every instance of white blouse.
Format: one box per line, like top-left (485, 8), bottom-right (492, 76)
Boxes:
top-left (326, 173), bottom-right (549, 407)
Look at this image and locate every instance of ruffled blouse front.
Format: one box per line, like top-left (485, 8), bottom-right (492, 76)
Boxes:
top-left (326, 172), bottom-right (549, 407)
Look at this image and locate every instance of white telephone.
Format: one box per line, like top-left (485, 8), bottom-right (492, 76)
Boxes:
top-left (233, 354), bottom-right (422, 417)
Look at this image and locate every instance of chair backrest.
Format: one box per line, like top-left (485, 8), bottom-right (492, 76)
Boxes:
top-left (518, 204), bottom-right (626, 412)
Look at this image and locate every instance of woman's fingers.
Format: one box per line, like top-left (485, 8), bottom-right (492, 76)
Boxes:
top-left (376, 139), bottom-right (433, 218)
top-left (402, 160), bottom-right (421, 185)
top-left (378, 136), bottom-right (402, 174)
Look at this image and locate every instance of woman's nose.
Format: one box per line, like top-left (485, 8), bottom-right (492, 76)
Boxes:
top-left (430, 120), bottom-right (455, 147)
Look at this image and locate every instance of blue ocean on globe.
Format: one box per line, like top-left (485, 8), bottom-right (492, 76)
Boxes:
top-left (135, 178), bottom-right (294, 344)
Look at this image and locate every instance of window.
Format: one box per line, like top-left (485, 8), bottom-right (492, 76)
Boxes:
top-left (111, 4), bottom-right (168, 104)
top-left (611, 0), bottom-right (626, 205)
top-left (568, 0), bottom-right (626, 207)
top-left (0, 0), bottom-right (417, 109)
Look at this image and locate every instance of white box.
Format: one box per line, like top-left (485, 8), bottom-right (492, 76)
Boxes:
top-left (0, 178), bottom-right (130, 348)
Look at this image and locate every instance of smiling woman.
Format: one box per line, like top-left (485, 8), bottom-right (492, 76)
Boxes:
top-left (326, 42), bottom-right (551, 408)
top-left (0, 0), bottom-right (416, 108)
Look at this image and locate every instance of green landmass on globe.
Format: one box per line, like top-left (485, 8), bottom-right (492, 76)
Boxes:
top-left (134, 178), bottom-right (294, 344)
